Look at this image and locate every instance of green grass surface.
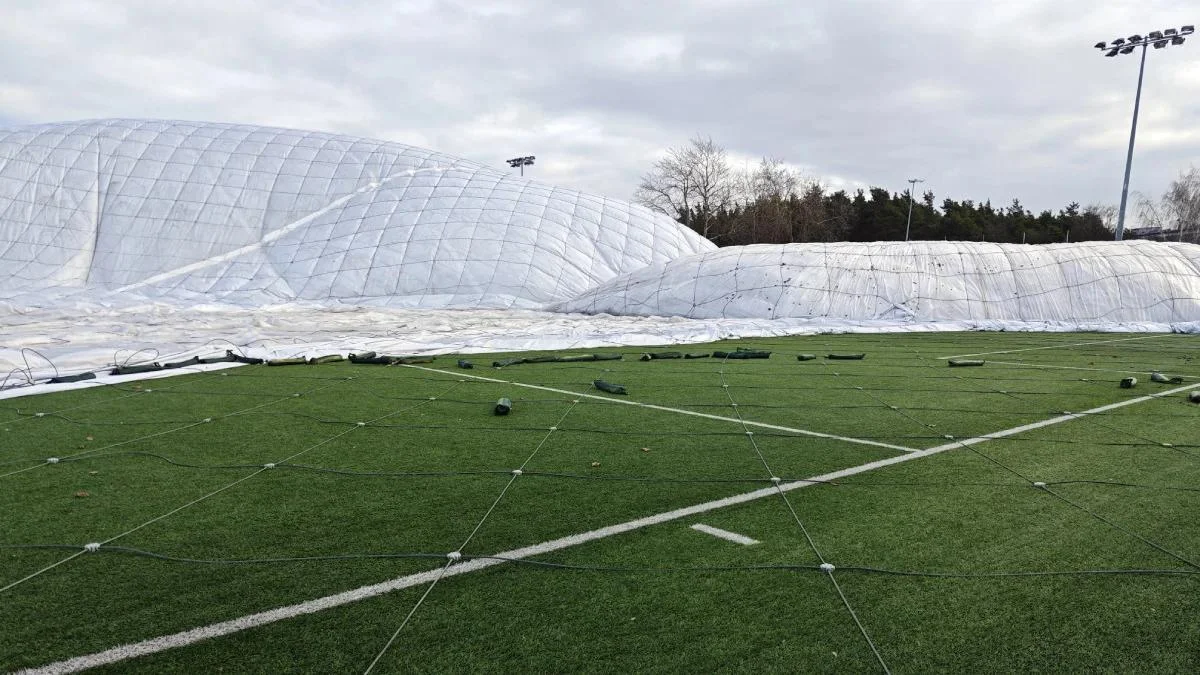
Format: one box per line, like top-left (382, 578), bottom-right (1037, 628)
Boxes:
top-left (2, 331), bottom-right (1199, 672)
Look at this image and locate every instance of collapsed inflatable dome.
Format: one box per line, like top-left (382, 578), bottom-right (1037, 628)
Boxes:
top-left (558, 240), bottom-right (1200, 323)
top-left (0, 119), bottom-right (713, 308)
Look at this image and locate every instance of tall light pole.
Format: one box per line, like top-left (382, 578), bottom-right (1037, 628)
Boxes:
top-left (506, 155), bottom-right (535, 176)
top-left (904, 178), bottom-right (924, 241)
top-left (1095, 25), bottom-right (1193, 240)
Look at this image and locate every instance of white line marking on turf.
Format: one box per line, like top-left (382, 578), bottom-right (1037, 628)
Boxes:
top-left (940, 333), bottom-right (1178, 360)
top-left (24, 382), bottom-right (1196, 674)
top-left (691, 523), bottom-right (760, 546)
top-left (985, 360), bottom-right (1199, 379)
top-left (401, 364), bottom-right (918, 454)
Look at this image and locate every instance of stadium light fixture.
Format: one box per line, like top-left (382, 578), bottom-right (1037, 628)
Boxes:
top-left (1094, 26), bottom-right (1191, 240)
top-left (506, 155), bottom-right (536, 176)
top-left (904, 178), bottom-right (925, 242)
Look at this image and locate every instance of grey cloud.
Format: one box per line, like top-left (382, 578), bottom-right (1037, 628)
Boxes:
top-left (0, 0), bottom-right (1196, 220)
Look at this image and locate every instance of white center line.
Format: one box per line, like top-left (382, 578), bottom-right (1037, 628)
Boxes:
top-left (24, 381), bottom-right (1195, 675)
top-left (401, 364), bottom-right (917, 454)
top-left (940, 333), bottom-right (1179, 360)
top-left (690, 523), bottom-right (760, 546)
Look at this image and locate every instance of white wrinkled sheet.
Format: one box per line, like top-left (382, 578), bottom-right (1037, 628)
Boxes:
top-left (4, 298), bottom-right (1195, 393)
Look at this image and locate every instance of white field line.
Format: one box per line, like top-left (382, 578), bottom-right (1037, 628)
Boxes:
top-left (402, 364), bottom-right (917, 454)
top-left (985, 360), bottom-right (1200, 380)
top-left (23, 381), bottom-right (1196, 675)
top-left (690, 523), bottom-right (760, 546)
top-left (940, 333), bottom-right (1179, 360)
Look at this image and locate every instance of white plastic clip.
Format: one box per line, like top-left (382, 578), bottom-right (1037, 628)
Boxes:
top-left (1033, 481), bottom-right (1047, 488)
top-left (35, 412), bottom-right (45, 418)
top-left (428, 396), bottom-right (437, 400)
top-left (819, 562), bottom-right (835, 572)
top-left (47, 457), bottom-right (60, 464)
top-left (357, 422), bottom-right (366, 427)
top-left (512, 469), bottom-right (523, 476)
top-left (1162, 443), bottom-right (1174, 448)
top-left (144, 389), bottom-right (153, 393)
top-left (447, 551), bottom-right (462, 561)
top-left (202, 417), bottom-right (212, 423)
top-left (770, 476), bottom-right (781, 483)
top-left (84, 542), bottom-right (101, 553)
top-left (943, 434), bottom-right (954, 440)
top-left (745, 431), bottom-right (754, 436)
top-left (549, 426), bottom-right (557, 431)
top-left (292, 393), bottom-right (301, 398)
top-left (264, 463), bottom-right (276, 469)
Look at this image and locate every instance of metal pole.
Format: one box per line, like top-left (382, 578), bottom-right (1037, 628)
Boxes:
top-left (904, 178), bottom-right (923, 241)
top-left (1115, 43), bottom-right (1149, 241)
top-left (905, 189), bottom-right (914, 241)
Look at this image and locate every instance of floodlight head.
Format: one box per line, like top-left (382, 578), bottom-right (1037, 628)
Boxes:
top-left (1172, 36), bottom-right (1186, 45)
top-left (1105, 47), bottom-right (1120, 57)
top-left (1111, 38), bottom-right (1126, 46)
top-left (1120, 45), bottom-right (1136, 54)
top-left (1182, 25), bottom-right (1195, 35)
top-left (1129, 34), bottom-right (1143, 42)
top-left (1148, 31), bottom-right (1163, 39)
top-left (1154, 40), bottom-right (1168, 49)
top-left (1165, 28), bottom-right (1178, 36)
top-left (1094, 41), bottom-right (1107, 49)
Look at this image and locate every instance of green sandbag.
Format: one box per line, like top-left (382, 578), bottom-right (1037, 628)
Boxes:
top-left (1150, 372), bottom-right (1184, 384)
top-left (349, 351), bottom-right (377, 360)
top-left (524, 355), bottom-right (559, 363)
top-left (349, 353), bottom-right (389, 364)
top-left (684, 353), bottom-right (711, 359)
top-left (594, 380), bottom-right (627, 395)
top-left (48, 372), bottom-right (97, 384)
top-left (639, 352), bottom-right (682, 361)
top-left (796, 354), bottom-right (817, 361)
top-left (308, 354), bottom-right (344, 365)
top-left (948, 359), bottom-right (985, 367)
top-left (493, 357), bottom-right (526, 367)
top-left (457, 359), bottom-right (474, 369)
top-left (163, 356), bottom-right (202, 369)
top-left (494, 397), bottom-right (512, 415)
top-left (267, 357), bottom-right (307, 366)
top-left (713, 350), bottom-right (771, 359)
top-left (198, 353), bottom-right (239, 364)
top-left (1120, 377), bottom-right (1137, 389)
top-left (590, 354), bottom-right (624, 362)
top-left (110, 363), bottom-right (163, 375)
top-left (227, 351), bottom-right (264, 365)
top-left (827, 353), bottom-right (866, 360)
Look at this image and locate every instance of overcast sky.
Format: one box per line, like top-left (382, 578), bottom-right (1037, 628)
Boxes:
top-left (2, 0), bottom-right (1196, 219)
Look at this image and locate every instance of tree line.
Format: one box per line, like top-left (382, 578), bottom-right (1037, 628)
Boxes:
top-left (634, 136), bottom-right (1199, 246)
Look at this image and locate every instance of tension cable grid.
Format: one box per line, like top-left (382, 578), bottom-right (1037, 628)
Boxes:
top-left (363, 399), bottom-right (580, 674)
top-left (0, 376), bottom-right (465, 596)
top-left (893, 386), bottom-right (1200, 572)
top-left (717, 366), bottom-right (891, 674)
top-left (0, 374), bottom-right (350, 480)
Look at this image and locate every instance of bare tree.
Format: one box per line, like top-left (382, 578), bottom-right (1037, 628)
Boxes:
top-left (1138, 166), bottom-right (1200, 242)
top-left (634, 135), bottom-right (733, 240)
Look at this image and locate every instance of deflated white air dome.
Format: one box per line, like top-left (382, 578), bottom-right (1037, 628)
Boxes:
top-left (0, 118), bottom-right (714, 308)
top-left (558, 240), bottom-right (1200, 324)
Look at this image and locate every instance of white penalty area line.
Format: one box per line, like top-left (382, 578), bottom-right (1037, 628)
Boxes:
top-left (24, 381), bottom-right (1196, 675)
top-left (940, 333), bottom-right (1181, 360)
top-left (985, 360), bottom-right (1200, 380)
top-left (691, 523), bottom-right (760, 546)
top-left (401, 364), bottom-right (917, 454)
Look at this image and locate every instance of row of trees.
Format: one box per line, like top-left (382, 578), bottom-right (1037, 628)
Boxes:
top-left (634, 136), bottom-right (1198, 246)
top-left (1138, 166), bottom-right (1200, 243)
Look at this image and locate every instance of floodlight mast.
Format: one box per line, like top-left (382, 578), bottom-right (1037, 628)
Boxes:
top-left (1095, 25), bottom-right (1192, 240)
top-left (506, 155), bottom-right (536, 176)
top-left (904, 178), bottom-right (925, 241)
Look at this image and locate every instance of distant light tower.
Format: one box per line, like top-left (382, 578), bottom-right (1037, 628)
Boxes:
top-left (506, 155), bottom-right (535, 176)
top-left (1095, 25), bottom-right (1193, 240)
top-left (904, 178), bottom-right (925, 241)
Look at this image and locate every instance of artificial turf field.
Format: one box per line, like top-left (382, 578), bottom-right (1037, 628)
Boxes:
top-left (2, 331), bottom-right (1199, 673)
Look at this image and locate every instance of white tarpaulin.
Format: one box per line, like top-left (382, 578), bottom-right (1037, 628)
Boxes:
top-left (2, 119), bottom-right (1198, 392)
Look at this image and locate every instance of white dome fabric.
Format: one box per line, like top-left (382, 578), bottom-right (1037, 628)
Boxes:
top-left (0, 119), bottom-right (713, 308)
top-left (558, 241), bottom-right (1200, 323)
